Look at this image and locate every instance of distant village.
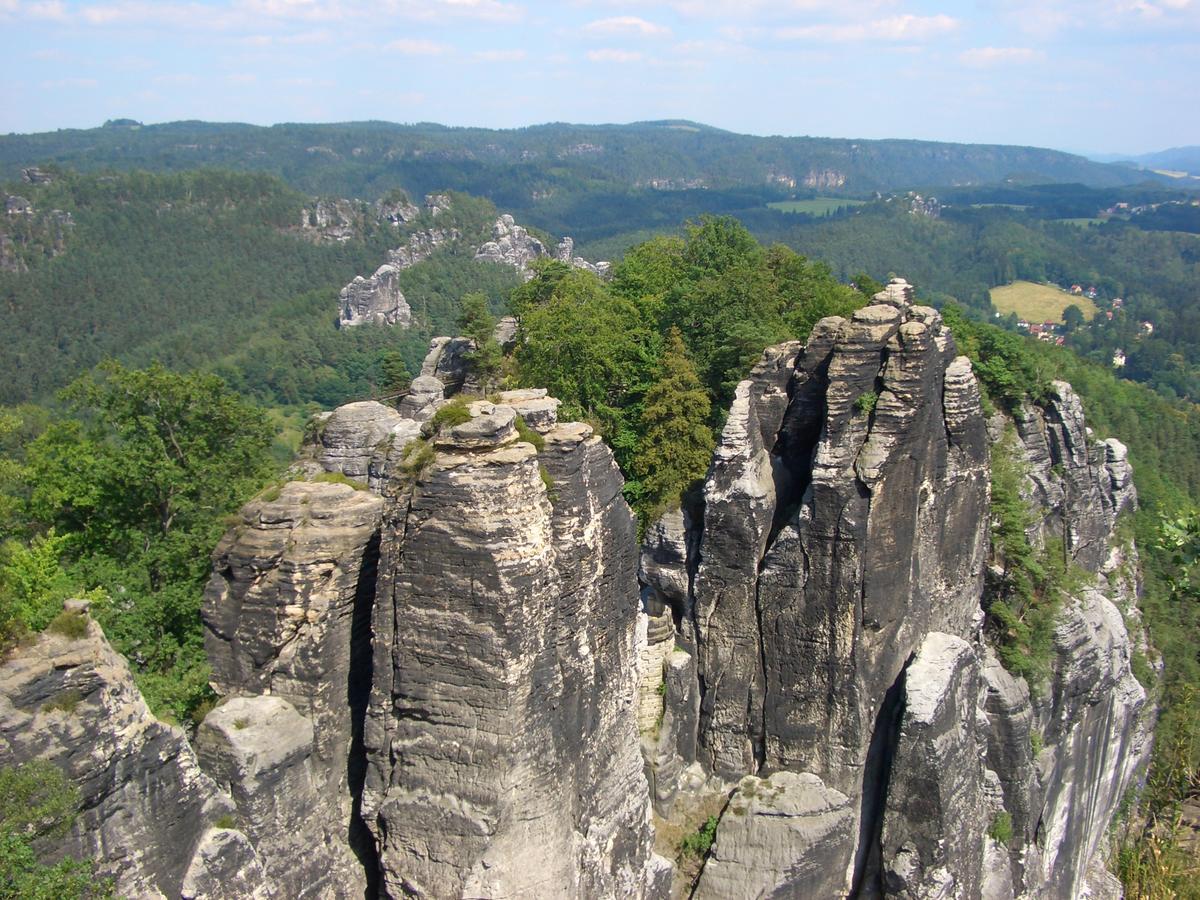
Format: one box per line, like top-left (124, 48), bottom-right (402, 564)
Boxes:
top-left (1011, 284), bottom-right (1154, 368)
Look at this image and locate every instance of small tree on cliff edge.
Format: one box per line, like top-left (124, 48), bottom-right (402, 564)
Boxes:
top-left (458, 292), bottom-right (503, 390)
top-left (636, 327), bottom-right (714, 520)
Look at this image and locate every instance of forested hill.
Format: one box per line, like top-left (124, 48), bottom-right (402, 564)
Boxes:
top-left (0, 119), bottom-right (1171, 203)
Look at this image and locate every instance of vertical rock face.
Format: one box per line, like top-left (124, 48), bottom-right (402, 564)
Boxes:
top-left (201, 480), bottom-right (384, 897)
top-left (691, 291), bottom-right (989, 796)
top-left (0, 612), bottom-right (258, 899)
top-left (361, 410), bottom-right (665, 898)
top-left (652, 280), bottom-right (1151, 900)
top-left (880, 633), bottom-right (988, 900)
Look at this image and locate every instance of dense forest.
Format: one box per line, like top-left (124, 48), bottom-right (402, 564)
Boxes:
top-left (0, 119), bottom-right (1170, 205)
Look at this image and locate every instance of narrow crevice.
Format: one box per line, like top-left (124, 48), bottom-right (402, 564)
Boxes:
top-left (347, 528), bottom-right (381, 899)
top-left (849, 658), bottom-right (910, 898)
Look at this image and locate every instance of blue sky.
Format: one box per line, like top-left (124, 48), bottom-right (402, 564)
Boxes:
top-left (1, 0), bottom-right (1198, 154)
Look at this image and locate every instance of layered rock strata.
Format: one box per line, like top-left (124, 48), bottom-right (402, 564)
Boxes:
top-left (0, 608), bottom-right (261, 899)
top-left (361, 404), bottom-right (667, 898)
top-left (337, 263), bottom-right (413, 328)
top-left (639, 279), bottom-right (1150, 899)
top-left (200, 480), bottom-right (385, 897)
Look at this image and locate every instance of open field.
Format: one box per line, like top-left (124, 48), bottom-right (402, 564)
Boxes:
top-left (767, 198), bottom-right (867, 215)
top-left (990, 280), bottom-right (1099, 323)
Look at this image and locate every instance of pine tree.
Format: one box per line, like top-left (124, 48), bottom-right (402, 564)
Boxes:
top-left (636, 327), bottom-right (714, 519)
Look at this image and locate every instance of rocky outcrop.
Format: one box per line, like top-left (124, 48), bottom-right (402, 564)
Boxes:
top-left (693, 772), bottom-right (855, 900)
top-left (337, 263), bottom-right (413, 328)
top-left (641, 279), bottom-right (1150, 899)
top-left (1011, 381), bottom-right (1135, 571)
top-left (475, 213), bottom-right (609, 279)
top-left (200, 480), bottom-right (384, 897)
top-left (0, 607), bottom-right (260, 899)
top-left (362, 405), bottom-right (667, 898)
top-left (880, 633), bottom-right (989, 900)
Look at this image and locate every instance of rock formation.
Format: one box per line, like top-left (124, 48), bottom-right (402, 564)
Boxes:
top-left (200, 479), bottom-right (385, 897)
top-left (337, 263), bottom-right (413, 328)
top-left (360, 404), bottom-right (668, 898)
top-left (9, 277), bottom-right (1157, 899)
top-left (475, 213), bottom-right (609, 279)
top-left (637, 279), bottom-right (1150, 899)
top-left (0, 604), bottom-right (264, 899)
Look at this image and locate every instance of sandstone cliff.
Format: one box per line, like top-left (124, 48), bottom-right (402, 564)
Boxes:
top-left (638, 279), bottom-right (1150, 899)
top-left (7, 279), bottom-right (1155, 899)
top-left (0, 604), bottom-right (267, 899)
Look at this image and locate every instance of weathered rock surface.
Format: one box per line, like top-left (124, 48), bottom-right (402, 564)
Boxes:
top-left (0, 612), bottom-right (258, 898)
top-left (201, 480), bottom-right (384, 897)
top-left (880, 633), bottom-right (987, 900)
top-left (337, 263), bottom-right (413, 328)
top-left (474, 213), bottom-right (608, 279)
top-left (639, 280), bottom-right (1149, 899)
top-left (693, 772), bottom-right (855, 900)
top-left (362, 407), bottom-right (665, 898)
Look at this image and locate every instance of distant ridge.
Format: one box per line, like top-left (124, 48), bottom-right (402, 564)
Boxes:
top-left (0, 119), bottom-right (1175, 199)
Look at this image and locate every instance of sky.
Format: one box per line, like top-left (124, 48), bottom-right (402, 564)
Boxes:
top-left (1, 0), bottom-right (1198, 154)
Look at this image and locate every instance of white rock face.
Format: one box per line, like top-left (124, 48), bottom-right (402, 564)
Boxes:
top-left (337, 263), bottom-right (412, 328)
top-left (475, 213), bottom-right (609, 279)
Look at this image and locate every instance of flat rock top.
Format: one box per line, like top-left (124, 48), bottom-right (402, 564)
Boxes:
top-left (731, 771), bottom-right (851, 817)
top-left (251, 480), bottom-right (382, 526)
top-left (904, 632), bottom-right (974, 726)
top-left (853, 304), bottom-right (903, 326)
top-left (544, 421), bottom-right (595, 447)
top-left (498, 389), bottom-right (548, 402)
top-left (201, 696), bottom-right (313, 770)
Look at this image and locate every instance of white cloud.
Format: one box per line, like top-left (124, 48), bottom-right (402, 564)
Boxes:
top-left (25, 0), bottom-right (70, 20)
top-left (584, 15), bottom-right (670, 37)
top-left (776, 13), bottom-right (959, 41)
top-left (586, 47), bottom-right (644, 62)
top-left (386, 37), bottom-right (451, 55)
top-left (959, 46), bottom-right (1042, 66)
top-left (475, 48), bottom-right (527, 61)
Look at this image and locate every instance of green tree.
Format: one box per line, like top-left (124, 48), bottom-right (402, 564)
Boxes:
top-left (457, 292), bottom-right (503, 389)
top-left (635, 328), bottom-right (714, 519)
top-left (516, 269), bottom-right (655, 470)
top-left (0, 761), bottom-right (113, 900)
top-left (22, 362), bottom-right (274, 721)
top-left (1062, 303), bottom-right (1085, 331)
top-left (378, 352), bottom-right (411, 394)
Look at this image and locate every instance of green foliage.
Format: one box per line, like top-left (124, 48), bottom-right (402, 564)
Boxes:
top-left (427, 398), bottom-right (472, 432)
top-left (513, 417), bottom-right (545, 452)
top-left (514, 218), bottom-right (861, 522)
top-left (399, 438), bottom-right (435, 476)
top-left (943, 306), bottom-right (1051, 409)
top-left (214, 814), bottom-right (238, 830)
top-left (41, 689), bottom-right (83, 715)
top-left (539, 465), bottom-right (558, 501)
top-left (854, 391), bottom-right (879, 414)
top-left (10, 363), bottom-right (273, 724)
top-left (310, 471), bottom-right (368, 490)
top-left (679, 815), bottom-right (719, 858)
top-left (634, 327), bottom-right (714, 520)
top-left (45, 611), bottom-right (89, 641)
top-left (233, 717), bottom-right (250, 730)
top-left (458, 292), bottom-right (504, 390)
top-left (0, 761), bottom-right (113, 900)
top-left (1030, 730), bottom-right (1044, 756)
top-left (987, 812), bottom-right (1014, 846)
top-left (0, 531), bottom-right (78, 639)
top-left (984, 432), bottom-right (1083, 689)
